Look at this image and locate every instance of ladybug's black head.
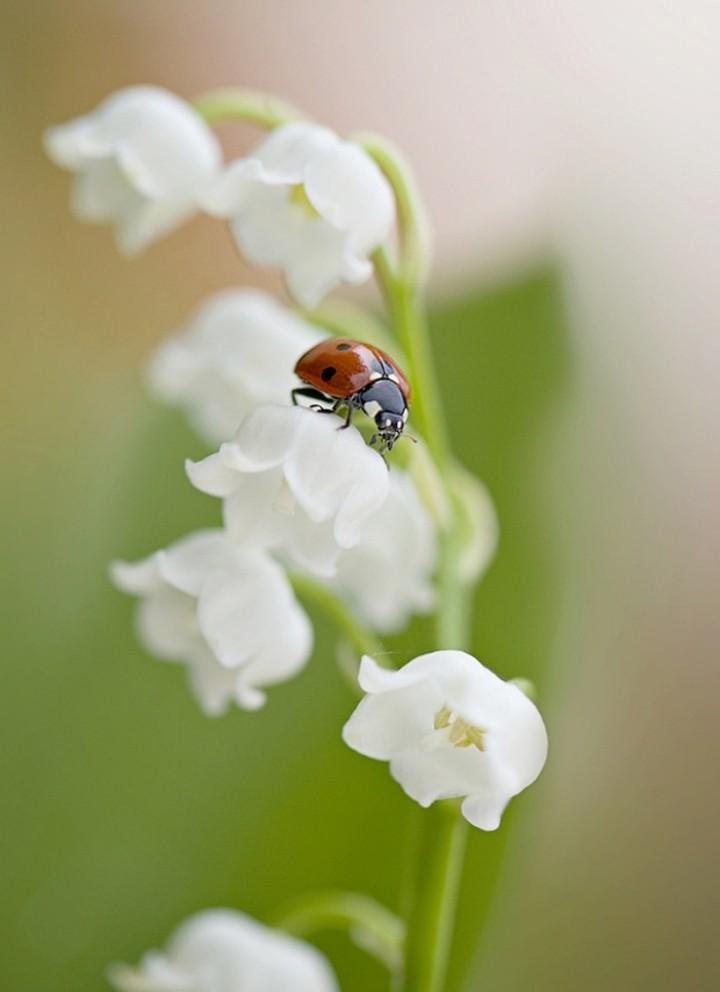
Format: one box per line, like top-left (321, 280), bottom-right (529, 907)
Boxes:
top-left (359, 379), bottom-right (409, 453)
top-left (374, 411), bottom-right (405, 450)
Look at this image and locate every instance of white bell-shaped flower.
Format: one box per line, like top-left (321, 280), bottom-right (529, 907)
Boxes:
top-left (343, 652), bottom-right (548, 830)
top-left (201, 122), bottom-right (395, 307)
top-left (44, 86), bottom-right (221, 253)
top-left (186, 404), bottom-right (389, 577)
top-left (147, 289), bottom-right (323, 444)
top-left (110, 530), bottom-right (312, 714)
top-left (108, 908), bottom-right (338, 992)
top-left (333, 469), bottom-right (436, 633)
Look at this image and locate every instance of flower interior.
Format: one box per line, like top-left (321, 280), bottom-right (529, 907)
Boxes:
top-left (432, 704), bottom-right (486, 751)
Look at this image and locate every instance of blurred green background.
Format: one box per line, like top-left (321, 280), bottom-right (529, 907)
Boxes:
top-left (3, 3), bottom-right (719, 992)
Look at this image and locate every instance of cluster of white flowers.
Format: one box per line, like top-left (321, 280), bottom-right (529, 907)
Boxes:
top-left (47, 82), bottom-right (550, 990)
top-left (45, 86), bottom-right (393, 305)
top-left (46, 85), bottom-right (545, 832)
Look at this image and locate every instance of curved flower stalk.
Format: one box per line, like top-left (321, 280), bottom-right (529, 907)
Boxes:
top-left (44, 86), bottom-right (221, 253)
top-left (108, 908), bottom-right (338, 992)
top-left (332, 469), bottom-right (437, 634)
top-left (147, 289), bottom-right (324, 444)
top-left (186, 404), bottom-right (389, 576)
top-left (110, 530), bottom-right (312, 713)
top-left (343, 652), bottom-right (548, 830)
top-left (201, 122), bottom-right (395, 307)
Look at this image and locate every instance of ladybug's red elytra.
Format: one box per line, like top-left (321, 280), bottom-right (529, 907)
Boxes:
top-left (292, 337), bottom-right (411, 452)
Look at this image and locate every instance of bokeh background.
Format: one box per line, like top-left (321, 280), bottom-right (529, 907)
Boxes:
top-left (3, 2), bottom-right (719, 990)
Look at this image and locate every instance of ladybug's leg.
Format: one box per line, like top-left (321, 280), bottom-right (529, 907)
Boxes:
top-left (337, 404), bottom-right (354, 429)
top-left (336, 393), bottom-right (362, 430)
top-left (368, 434), bottom-right (389, 465)
top-left (291, 387), bottom-right (332, 411)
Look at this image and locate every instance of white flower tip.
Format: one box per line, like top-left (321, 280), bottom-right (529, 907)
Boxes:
top-left (184, 456), bottom-right (222, 494)
top-left (237, 684), bottom-right (267, 710)
top-left (108, 559), bottom-right (127, 589)
top-left (460, 796), bottom-right (506, 832)
top-left (42, 125), bottom-right (65, 166)
top-left (106, 963), bottom-right (150, 992)
top-left (357, 654), bottom-right (381, 689)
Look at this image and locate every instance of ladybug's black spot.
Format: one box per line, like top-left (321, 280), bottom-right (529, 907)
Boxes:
top-left (321, 366), bottom-right (337, 382)
top-left (336, 342), bottom-right (351, 351)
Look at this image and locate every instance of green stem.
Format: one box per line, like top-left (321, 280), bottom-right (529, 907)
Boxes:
top-left (193, 88), bottom-right (305, 128)
top-left (369, 140), bottom-right (472, 992)
top-left (373, 252), bottom-right (451, 475)
top-left (355, 133), bottom-right (430, 287)
top-left (404, 803), bottom-right (468, 992)
top-left (436, 490), bottom-right (474, 650)
top-left (275, 890), bottom-right (405, 974)
top-left (289, 573), bottom-right (383, 661)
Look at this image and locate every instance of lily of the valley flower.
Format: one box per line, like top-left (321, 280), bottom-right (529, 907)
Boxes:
top-left (333, 469), bottom-right (436, 633)
top-left (147, 288), bottom-right (324, 444)
top-left (110, 530), bottom-right (312, 714)
top-left (44, 86), bottom-right (221, 253)
top-left (186, 404), bottom-right (389, 577)
top-left (343, 651), bottom-right (548, 830)
top-left (202, 122), bottom-right (395, 307)
top-left (108, 909), bottom-right (338, 992)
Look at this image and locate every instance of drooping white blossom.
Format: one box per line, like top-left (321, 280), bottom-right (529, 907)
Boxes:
top-left (147, 289), bottom-right (324, 444)
top-left (333, 469), bottom-right (436, 633)
top-left (186, 404), bottom-right (389, 577)
top-left (44, 86), bottom-right (221, 253)
top-left (110, 530), bottom-right (312, 714)
top-left (201, 122), bottom-right (395, 307)
top-left (343, 651), bottom-right (548, 830)
top-left (108, 908), bottom-right (338, 992)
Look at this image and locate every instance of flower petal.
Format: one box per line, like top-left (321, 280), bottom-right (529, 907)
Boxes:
top-left (71, 159), bottom-right (143, 222)
top-left (230, 185), bottom-right (303, 267)
top-left (224, 404), bottom-right (305, 472)
top-left (115, 198), bottom-right (196, 255)
top-left (285, 410), bottom-right (388, 541)
top-left (136, 588), bottom-right (198, 661)
top-left (304, 141), bottom-right (394, 254)
top-left (157, 530), bottom-right (229, 597)
top-left (342, 678), bottom-right (440, 760)
top-left (111, 909), bottom-right (339, 992)
top-left (184, 650), bottom-right (244, 717)
top-left (109, 554), bottom-right (163, 595)
top-left (200, 158), bottom-right (274, 217)
top-left (239, 602), bottom-right (313, 688)
top-left (282, 219), bottom-right (371, 308)
top-left (93, 86), bottom-right (220, 198)
top-left (185, 452), bottom-right (242, 497)
top-left (169, 909), bottom-right (339, 992)
top-left (196, 565), bottom-right (279, 669)
top-left (146, 289), bottom-right (322, 444)
top-left (252, 122), bottom-right (338, 182)
top-left (460, 793), bottom-right (510, 832)
top-left (356, 654), bottom-right (432, 695)
top-left (333, 469), bottom-right (436, 632)
top-left (389, 746), bottom-right (491, 807)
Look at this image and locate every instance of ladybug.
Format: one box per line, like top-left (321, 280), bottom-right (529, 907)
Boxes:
top-left (292, 337), bottom-right (411, 452)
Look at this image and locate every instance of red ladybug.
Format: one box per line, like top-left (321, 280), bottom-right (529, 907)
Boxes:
top-left (292, 337), bottom-right (411, 451)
